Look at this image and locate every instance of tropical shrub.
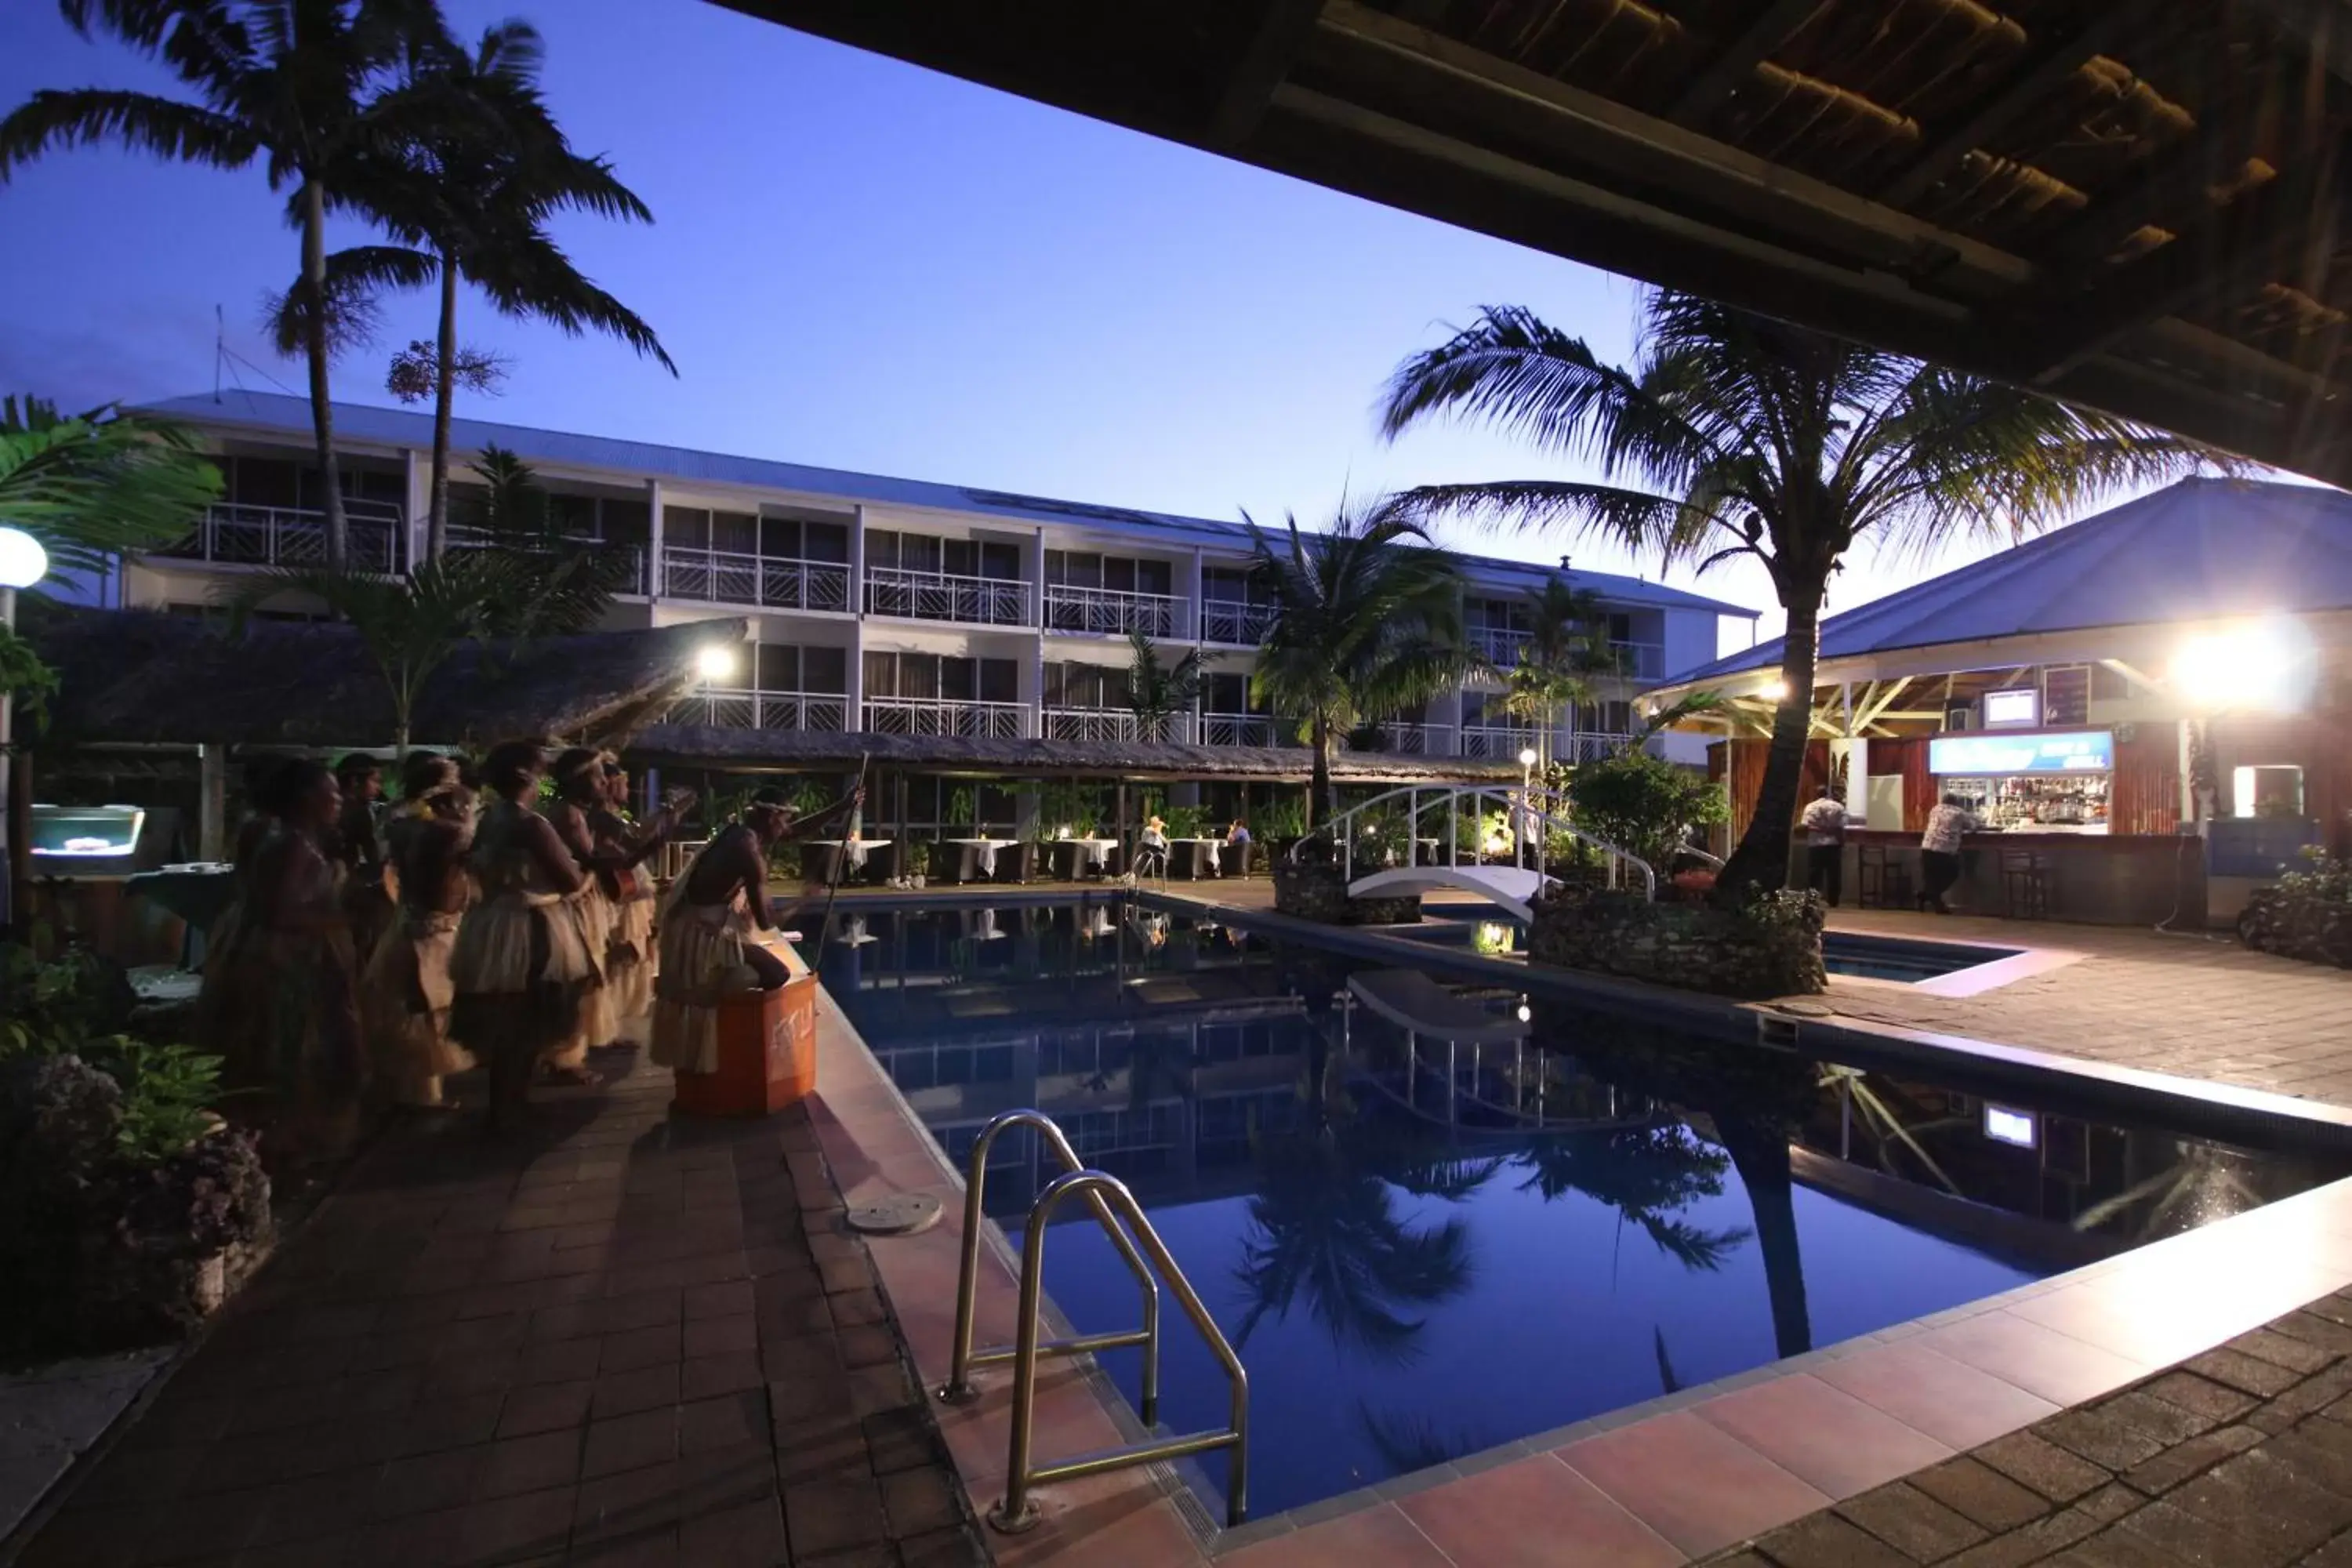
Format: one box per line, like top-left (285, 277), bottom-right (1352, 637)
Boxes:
top-left (1563, 750), bottom-right (1726, 877)
top-left (2240, 848), bottom-right (2352, 967)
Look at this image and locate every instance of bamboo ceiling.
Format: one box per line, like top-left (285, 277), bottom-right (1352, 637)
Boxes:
top-left (728, 0), bottom-right (2352, 483)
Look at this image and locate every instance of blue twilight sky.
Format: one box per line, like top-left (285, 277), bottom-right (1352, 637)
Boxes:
top-left (0, 0), bottom-right (2192, 649)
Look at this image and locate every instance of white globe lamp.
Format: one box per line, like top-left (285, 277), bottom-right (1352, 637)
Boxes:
top-left (0, 527), bottom-right (45, 591)
top-left (695, 644), bottom-right (739, 684)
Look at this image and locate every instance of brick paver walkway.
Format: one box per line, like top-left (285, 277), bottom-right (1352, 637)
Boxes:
top-left (1704, 1287), bottom-right (2352, 1567)
top-left (1819, 909), bottom-right (2352, 1109)
top-left (9, 1049), bottom-right (984, 1568)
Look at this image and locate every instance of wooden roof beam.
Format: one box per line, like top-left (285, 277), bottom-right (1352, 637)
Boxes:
top-left (1208, 0), bottom-right (1327, 148)
top-left (1885, 0), bottom-right (2158, 209)
top-left (1669, 0), bottom-right (1824, 129)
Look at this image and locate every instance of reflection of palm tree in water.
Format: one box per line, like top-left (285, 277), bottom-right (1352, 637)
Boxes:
top-left (1512, 1123), bottom-right (1752, 1273)
top-left (1230, 1024), bottom-right (1494, 1365)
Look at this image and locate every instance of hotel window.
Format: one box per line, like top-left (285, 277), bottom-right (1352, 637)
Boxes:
top-left (868, 531), bottom-right (1021, 580)
top-left (1045, 662), bottom-right (1122, 710)
top-left (1044, 552), bottom-right (1173, 595)
top-left (758, 514), bottom-right (850, 563)
top-left (862, 652), bottom-right (1017, 702)
top-left (1202, 566), bottom-right (1265, 603)
top-left (753, 644), bottom-right (847, 694)
top-left (1203, 673), bottom-right (1265, 715)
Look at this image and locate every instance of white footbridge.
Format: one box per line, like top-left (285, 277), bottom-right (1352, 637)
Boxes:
top-left (1290, 783), bottom-right (1655, 921)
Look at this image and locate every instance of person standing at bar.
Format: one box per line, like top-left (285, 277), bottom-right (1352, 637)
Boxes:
top-left (1800, 787), bottom-right (1848, 907)
top-left (1918, 793), bottom-right (1981, 915)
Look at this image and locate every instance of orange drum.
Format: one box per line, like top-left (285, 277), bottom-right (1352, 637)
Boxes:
top-left (673, 943), bottom-right (819, 1117)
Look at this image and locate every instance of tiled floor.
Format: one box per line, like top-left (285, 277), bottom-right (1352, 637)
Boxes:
top-left (8, 1048), bottom-right (985, 1567)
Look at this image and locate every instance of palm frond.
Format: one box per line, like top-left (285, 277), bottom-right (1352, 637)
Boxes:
top-left (0, 402), bottom-right (221, 579)
top-left (262, 243), bottom-right (436, 356)
top-left (0, 88), bottom-right (256, 180)
top-left (467, 226), bottom-right (675, 372)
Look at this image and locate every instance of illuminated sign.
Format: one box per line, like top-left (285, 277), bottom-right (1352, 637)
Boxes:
top-left (1929, 729), bottom-right (2113, 777)
top-left (1981, 688), bottom-right (2039, 727)
top-left (1984, 1105), bottom-right (2037, 1149)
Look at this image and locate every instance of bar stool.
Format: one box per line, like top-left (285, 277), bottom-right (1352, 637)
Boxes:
top-left (1857, 844), bottom-right (1912, 910)
top-left (2000, 849), bottom-right (2054, 920)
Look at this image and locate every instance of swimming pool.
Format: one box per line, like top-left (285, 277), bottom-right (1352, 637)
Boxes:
top-left (813, 898), bottom-right (2348, 1521)
top-left (1397, 907), bottom-right (2023, 983)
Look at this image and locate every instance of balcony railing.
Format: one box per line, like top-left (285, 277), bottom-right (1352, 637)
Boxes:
top-left (1200, 713), bottom-right (1285, 747)
top-left (865, 567), bottom-right (1029, 626)
top-left (1363, 720), bottom-right (1439, 755)
top-left (1457, 724), bottom-right (1541, 760)
top-left (1609, 641), bottom-right (1666, 681)
top-left (864, 696), bottom-right (1026, 739)
top-left (1044, 708), bottom-right (1198, 744)
top-left (1559, 730), bottom-right (1635, 763)
top-left (157, 501), bottom-right (405, 574)
top-left (1468, 626), bottom-right (1531, 664)
top-left (666, 688), bottom-right (848, 731)
top-left (1044, 584), bottom-right (1185, 638)
top-left (661, 547), bottom-right (851, 612)
top-left (446, 526), bottom-right (648, 595)
top-left (1200, 601), bottom-right (1276, 647)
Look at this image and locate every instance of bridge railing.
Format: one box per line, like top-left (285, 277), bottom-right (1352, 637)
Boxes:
top-left (1287, 783), bottom-right (1656, 901)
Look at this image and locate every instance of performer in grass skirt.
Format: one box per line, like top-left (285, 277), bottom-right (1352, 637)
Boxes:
top-left (448, 741), bottom-right (601, 1131)
top-left (363, 753), bottom-right (477, 1109)
top-left (586, 760), bottom-right (689, 1040)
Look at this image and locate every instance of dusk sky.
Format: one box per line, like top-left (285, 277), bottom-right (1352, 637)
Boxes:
top-left (0, 0), bottom-right (2200, 650)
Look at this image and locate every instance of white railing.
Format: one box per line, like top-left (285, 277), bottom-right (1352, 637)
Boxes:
top-left (1610, 641), bottom-right (1666, 681)
top-left (1292, 783), bottom-right (1656, 900)
top-left (1367, 720), bottom-right (1439, 755)
top-left (1468, 626), bottom-right (1531, 664)
top-left (1200, 601), bottom-right (1277, 646)
top-left (160, 501), bottom-right (405, 574)
top-left (446, 526), bottom-right (648, 594)
top-left (661, 547), bottom-right (851, 612)
top-left (1457, 724), bottom-right (1541, 760)
top-left (1558, 730), bottom-right (1635, 764)
top-left (864, 696), bottom-right (1026, 739)
top-left (666, 688), bottom-right (848, 731)
top-left (1042, 707), bottom-right (1194, 743)
top-left (1044, 584), bottom-right (1186, 638)
top-left (1200, 713), bottom-right (1283, 747)
top-left (865, 567), bottom-right (1029, 626)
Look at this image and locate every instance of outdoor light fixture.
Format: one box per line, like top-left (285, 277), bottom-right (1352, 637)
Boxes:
top-left (1516, 746), bottom-right (1538, 769)
top-left (695, 644), bottom-right (739, 683)
top-left (2171, 615), bottom-right (2317, 713)
top-left (1515, 1002), bottom-right (1532, 1023)
top-left (0, 527), bottom-right (46, 590)
top-left (1762, 678), bottom-right (1790, 702)
top-left (1983, 1105), bottom-right (2037, 1149)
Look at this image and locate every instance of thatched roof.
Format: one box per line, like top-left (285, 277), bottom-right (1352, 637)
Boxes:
top-left (26, 607), bottom-right (743, 749)
top-left (626, 722), bottom-right (1519, 783)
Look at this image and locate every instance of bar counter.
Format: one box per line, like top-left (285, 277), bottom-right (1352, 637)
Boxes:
top-left (1823, 828), bottom-right (2205, 927)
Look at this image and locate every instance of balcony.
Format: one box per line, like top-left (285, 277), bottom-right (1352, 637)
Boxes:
top-left (1044, 584), bottom-right (1185, 639)
top-left (1559, 730), bottom-right (1635, 763)
top-left (157, 501), bottom-right (405, 574)
top-left (1043, 708), bottom-right (1200, 743)
top-left (1468, 626), bottom-right (1531, 664)
top-left (864, 567), bottom-right (1028, 627)
top-left (1363, 720), bottom-right (1439, 755)
top-left (666, 688), bottom-right (847, 731)
top-left (1609, 641), bottom-right (1666, 681)
top-left (447, 526), bottom-right (648, 595)
top-left (1457, 724), bottom-right (1541, 760)
top-left (863, 696), bottom-right (1025, 739)
top-left (1200, 713), bottom-right (1285, 747)
top-left (1200, 601), bottom-right (1276, 647)
top-left (661, 547), bottom-right (850, 613)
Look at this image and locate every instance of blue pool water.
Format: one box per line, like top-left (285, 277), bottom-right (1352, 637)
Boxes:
top-left (811, 898), bottom-right (2346, 1519)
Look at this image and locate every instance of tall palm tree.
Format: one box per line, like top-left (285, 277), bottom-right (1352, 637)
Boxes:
top-left (1496, 575), bottom-right (1612, 771)
top-left (1123, 630), bottom-right (1201, 743)
top-left (0, 397), bottom-right (222, 580)
top-left (367, 19), bottom-right (673, 562)
top-left (2, 0), bottom-right (465, 570)
top-left (1247, 506), bottom-right (1466, 826)
top-left (1512, 1122), bottom-right (1751, 1273)
top-left (1377, 295), bottom-right (2211, 898)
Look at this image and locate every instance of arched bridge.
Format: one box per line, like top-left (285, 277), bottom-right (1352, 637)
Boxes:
top-left (1290, 784), bottom-right (1655, 922)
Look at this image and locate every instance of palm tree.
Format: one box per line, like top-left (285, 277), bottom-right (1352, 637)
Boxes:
top-left (2, 1), bottom-right (465, 570)
top-left (1496, 575), bottom-right (1612, 771)
top-left (1123, 630), bottom-right (1200, 743)
top-left (1247, 506), bottom-right (1466, 826)
top-left (216, 546), bottom-right (616, 757)
top-left (366, 19), bottom-right (673, 562)
top-left (0, 397), bottom-right (222, 579)
top-left (1377, 295), bottom-right (2211, 898)
top-left (1512, 1122), bottom-right (1752, 1273)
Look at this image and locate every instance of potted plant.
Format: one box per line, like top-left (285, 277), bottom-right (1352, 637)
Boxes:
top-left (906, 839), bottom-right (932, 889)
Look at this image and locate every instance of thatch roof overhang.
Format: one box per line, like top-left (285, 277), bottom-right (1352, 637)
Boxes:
top-left (26, 608), bottom-right (746, 750)
top-left (625, 723), bottom-right (1520, 783)
top-left (725, 0), bottom-right (2352, 485)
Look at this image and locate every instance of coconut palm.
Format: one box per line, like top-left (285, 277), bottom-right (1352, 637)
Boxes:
top-left (1495, 575), bottom-right (1613, 771)
top-left (0, 397), bottom-right (221, 579)
top-left (1377, 295), bottom-right (2212, 898)
top-left (1512, 1122), bottom-right (1752, 1274)
top-left (1247, 506), bottom-right (1466, 826)
top-left (1123, 631), bottom-right (1201, 743)
top-left (366, 19), bottom-right (673, 562)
top-left (2, 1), bottom-right (466, 569)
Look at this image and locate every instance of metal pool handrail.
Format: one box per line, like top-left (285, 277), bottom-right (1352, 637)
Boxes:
top-left (941, 1110), bottom-right (1161, 1426)
top-left (996, 1169), bottom-right (1250, 1533)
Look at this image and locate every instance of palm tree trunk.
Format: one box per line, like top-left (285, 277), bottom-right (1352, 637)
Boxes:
top-left (1310, 712), bottom-right (1333, 829)
top-left (1715, 579), bottom-right (1824, 901)
top-left (427, 252), bottom-right (459, 564)
top-left (300, 180), bottom-right (348, 572)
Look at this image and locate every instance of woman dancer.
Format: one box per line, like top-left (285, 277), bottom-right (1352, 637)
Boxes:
top-left (362, 752), bottom-right (476, 1110)
top-left (587, 760), bottom-right (688, 1041)
top-left (652, 784), bottom-right (858, 1076)
top-left (201, 759), bottom-right (365, 1167)
top-left (448, 741), bottom-right (602, 1131)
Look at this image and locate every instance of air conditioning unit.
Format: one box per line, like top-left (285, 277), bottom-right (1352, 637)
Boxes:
top-left (1943, 702), bottom-right (1974, 731)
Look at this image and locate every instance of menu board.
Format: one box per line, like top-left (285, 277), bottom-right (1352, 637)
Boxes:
top-left (2043, 665), bottom-right (2091, 727)
top-left (1929, 729), bottom-right (2114, 776)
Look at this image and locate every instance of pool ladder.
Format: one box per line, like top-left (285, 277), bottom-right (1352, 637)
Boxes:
top-left (938, 1109), bottom-right (1250, 1532)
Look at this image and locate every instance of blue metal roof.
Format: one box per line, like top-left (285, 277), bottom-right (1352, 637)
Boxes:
top-left (1664, 476), bottom-right (2352, 687)
top-left (145, 390), bottom-right (1754, 619)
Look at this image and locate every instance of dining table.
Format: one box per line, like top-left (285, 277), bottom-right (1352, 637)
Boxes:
top-left (942, 837), bottom-right (1020, 880)
top-left (803, 837), bottom-right (891, 881)
top-left (1166, 837), bottom-right (1225, 878)
top-left (1053, 837), bottom-right (1120, 879)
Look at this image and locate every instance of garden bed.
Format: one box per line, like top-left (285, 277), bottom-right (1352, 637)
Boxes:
top-left (1526, 884), bottom-right (1828, 998)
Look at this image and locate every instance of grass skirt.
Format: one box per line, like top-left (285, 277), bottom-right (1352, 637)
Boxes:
top-left (362, 908), bottom-right (473, 1103)
top-left (650, 897), bottom-right (750, 1076)
top-left (607, 895), bottom-right (657, 1025)
top-left (449, 891), bottom-right (599, 1064)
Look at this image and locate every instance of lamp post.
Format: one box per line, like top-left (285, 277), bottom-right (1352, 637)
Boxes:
top-left (1517, 746), bottom-right (1538, 868)
top-left (0, 526), bottom-right (52, 935)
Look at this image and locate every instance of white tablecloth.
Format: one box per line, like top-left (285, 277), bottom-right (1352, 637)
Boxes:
top-left (1167, 837), bottom-right (1224, 873)
top-left (1062, 837), bottom-right (1118, 869)
top-left (945, 837), bottom-right (1018, 876)
top-left (808, 837), bottom-right (890, 871)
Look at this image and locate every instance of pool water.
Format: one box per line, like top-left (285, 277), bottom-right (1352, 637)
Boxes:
top-left (814, 898), bottom-right (2346, 1520)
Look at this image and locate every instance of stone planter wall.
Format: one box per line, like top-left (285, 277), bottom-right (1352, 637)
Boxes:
top-left (1271, 852), bottom-right (1421, 927)
top-left (2238, 886), bottom-right (2352, 967)
top-left (1527, 887), bottom-right (1828, 998)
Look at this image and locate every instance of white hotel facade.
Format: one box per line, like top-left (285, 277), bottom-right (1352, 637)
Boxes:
top-left (128, 392), bottom-right (1752, 777)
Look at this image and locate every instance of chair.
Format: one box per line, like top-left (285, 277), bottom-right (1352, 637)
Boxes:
top-left (996, 842), bottom-right (1038, 884)
top-left (860, 841), bottom-right (902, 886)
top-left (2000, 848), bottom-right (2053, 920)
top-left (939, 842), bottom-right (983, 886)
top-left (1857, 844), bottom-right (1912, 910)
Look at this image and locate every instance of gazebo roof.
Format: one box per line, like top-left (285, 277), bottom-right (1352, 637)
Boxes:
top-left (1653, 477), bottom-right (2352, 695)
